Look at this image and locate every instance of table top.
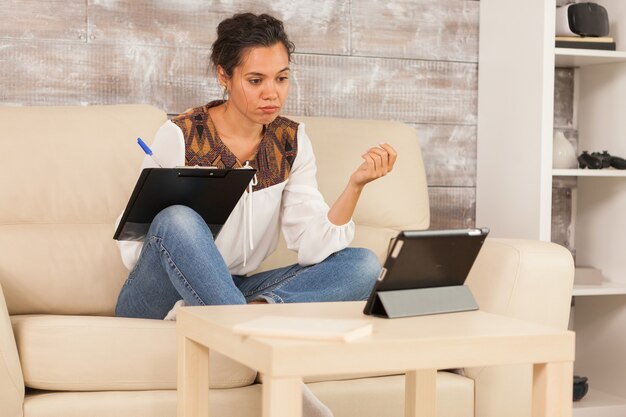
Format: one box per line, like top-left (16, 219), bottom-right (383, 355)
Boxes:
top-left (177, 301), bottom-right (574, 378)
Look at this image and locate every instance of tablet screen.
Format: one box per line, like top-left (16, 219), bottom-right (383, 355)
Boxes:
top-left (378, 229), bottom-right (489, 291)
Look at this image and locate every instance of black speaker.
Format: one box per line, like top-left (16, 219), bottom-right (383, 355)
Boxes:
top-left (556, 2), bottom-right (609, 37)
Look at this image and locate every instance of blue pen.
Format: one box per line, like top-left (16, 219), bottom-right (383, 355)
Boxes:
top-left (137, 137), bottom-right (162, 167)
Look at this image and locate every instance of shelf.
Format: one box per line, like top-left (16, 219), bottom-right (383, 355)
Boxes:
top-left (553, 169), bottom-right (626, 177)
top-left (556, 48), bottom-right (626, 68)
top-left (573, 282), bottom-right (626, 297)
top-left (573, 388), bottom-right (626, 417)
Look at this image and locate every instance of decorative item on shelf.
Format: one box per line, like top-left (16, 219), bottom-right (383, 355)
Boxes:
top-left (578, 150), bottom-right (626, 169)
top-left (553, 131), bottom-right (578, 169)
top-left (578, 151), bottom-right (603, 169)
top-left (574, 266), bottom-right (603, 286)
top-left (596, 151), bottom-right (626, 169)
top-left (573, 375), bottom-right (589, 402)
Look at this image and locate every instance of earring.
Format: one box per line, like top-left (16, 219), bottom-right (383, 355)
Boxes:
top-left (222, 86), bottom-right (229, 102)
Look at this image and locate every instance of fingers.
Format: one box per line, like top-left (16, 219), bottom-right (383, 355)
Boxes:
top-left (363, 148), bottom-right (388, 177)
top-left (362, 143), bottom-right (397, 175)
top-left (352, 142), bottom-right (398, 188)
top-left (361, 153), bottom-right (377, 176)
top-left (379, 142), bottom-right (397, 171)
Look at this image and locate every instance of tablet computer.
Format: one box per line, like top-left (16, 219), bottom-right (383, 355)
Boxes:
top-left (113, 167), bottom-right (256, 241)
top-left (363, 228), bottom-right (489, 317)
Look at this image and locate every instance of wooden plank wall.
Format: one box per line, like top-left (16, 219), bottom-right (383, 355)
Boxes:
top-left (0, 0), bottom-right (574, 234)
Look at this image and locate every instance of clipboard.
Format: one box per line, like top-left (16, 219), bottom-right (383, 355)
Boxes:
top-left (363, 228), bottom-right (489, 318)
top-left (113, 167), bottom-right (256, 241)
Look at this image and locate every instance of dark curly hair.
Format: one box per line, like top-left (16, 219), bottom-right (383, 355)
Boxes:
top-left (211, 13), bottom-right (295, 78)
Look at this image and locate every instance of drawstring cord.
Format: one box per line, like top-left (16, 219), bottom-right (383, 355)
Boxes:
top-left (241, 161), bottom-right (258, 268)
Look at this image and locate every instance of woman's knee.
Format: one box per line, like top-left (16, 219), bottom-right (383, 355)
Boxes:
top-left (150, 205), bottom-right (207, 239)
top-left (153, 205), bottom-right (201, 226)
top-left (349, 247), bottom-right (381, 273)
top-left (339, 247), bottom-right (381, 297)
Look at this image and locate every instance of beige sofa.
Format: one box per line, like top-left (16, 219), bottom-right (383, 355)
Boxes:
top-left (0, 104), bottom-right (574, 417)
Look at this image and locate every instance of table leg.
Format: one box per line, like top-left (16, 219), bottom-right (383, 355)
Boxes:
top-left (532, 362), bottom-right (573, 417)
top-left (405, 369), bottom-right (437, 417)
top-left (262, 376), bottom-right (302, 417)
top-left (178, 335), bottom-right (210, 417)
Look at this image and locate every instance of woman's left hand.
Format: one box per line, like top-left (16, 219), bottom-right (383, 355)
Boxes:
top-left (328, 143), bottom-right (398, 225)
top-left (349, 142), bottom-right (398, 188)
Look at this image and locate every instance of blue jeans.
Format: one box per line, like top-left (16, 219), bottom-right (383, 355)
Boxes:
top-left (115, 205), bottom-right (381, 319)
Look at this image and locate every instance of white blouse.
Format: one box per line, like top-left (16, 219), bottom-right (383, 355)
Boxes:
top-left (117, 119), bottom-right (355, 276)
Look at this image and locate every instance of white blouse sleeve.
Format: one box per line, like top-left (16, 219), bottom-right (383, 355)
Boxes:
top-left (281, 123), bottom-right (355, 266)
top-left (116, 120), bottom-right (186, 271)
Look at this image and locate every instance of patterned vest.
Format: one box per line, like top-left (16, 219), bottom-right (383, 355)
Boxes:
top-left (171, 101), bottom-right (299, 192)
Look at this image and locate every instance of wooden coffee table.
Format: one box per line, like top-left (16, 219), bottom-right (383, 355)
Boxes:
top-left (177, 301), bottom-right (574, 417)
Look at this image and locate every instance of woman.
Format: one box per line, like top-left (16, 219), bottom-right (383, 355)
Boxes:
top-left (115, 12), bottom-right (397, 318)
top-left (115, 13), bottom-right (395, 415)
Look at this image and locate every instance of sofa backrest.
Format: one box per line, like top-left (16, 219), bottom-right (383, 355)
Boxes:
top-left (0, 105), bottom-right (429, 316)
top-left (0, 105), bottom-right (167, 315)
top-left (257, 115), bottom-right (430, 271)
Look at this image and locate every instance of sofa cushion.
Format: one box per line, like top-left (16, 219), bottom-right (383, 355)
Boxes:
top-left (22, 373), bottom-right (473, 417)
top-left (24, 390), bottom-right (178, 417)
top-left (11, 315), bottom-right (256, 391)
top-left (0, 284), bottom-right (24, 417)
top-left (310, 373), bottom-right (474, 417)
top-left (0, 224), bottom-right (128, 316)
top-left (253, 116), bottom-right (432, 271)
top-left (0, 104), bottom-right (168, 316)
top-left (291, 116), bottom-right (430, 232)
top-left (22, 386), bottom-right (262, 417)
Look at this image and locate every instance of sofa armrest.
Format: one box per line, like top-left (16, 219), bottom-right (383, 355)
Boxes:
top-left (464, 238), bottom-right (574, 417)
top-left (0, 284), bottom-right (24, 417)
top-left (466, 238), bottom-right (574, 327)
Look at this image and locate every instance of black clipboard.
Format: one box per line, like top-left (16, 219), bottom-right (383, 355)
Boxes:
top-left (363, 228), bottom-right (489, 318)
top-left (113, 167), bottom-right (256, 241)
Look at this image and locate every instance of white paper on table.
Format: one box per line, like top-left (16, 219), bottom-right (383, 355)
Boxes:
top-left (232, 315), bottom-right (373, 342)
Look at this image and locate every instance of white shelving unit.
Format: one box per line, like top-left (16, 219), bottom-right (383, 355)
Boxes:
top-left (573, 389), bottom-right (626, 417)
top-left (555, 48), bottom-right (626, 66)
top-left (478, 1), bottom-right (626, 416)
top-left (553, 169), bottom-right (626, 177)
top-left (573, 282), bottom-right (626, 297)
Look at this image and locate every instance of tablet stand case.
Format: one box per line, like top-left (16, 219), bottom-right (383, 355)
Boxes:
top-left (368, 285), bottom-right (478, 318)
top-left (364, 228), bottom-right (487, 318)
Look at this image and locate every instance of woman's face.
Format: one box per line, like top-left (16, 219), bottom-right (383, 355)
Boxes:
top-left (221, 43), bottom-right (290, 126)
